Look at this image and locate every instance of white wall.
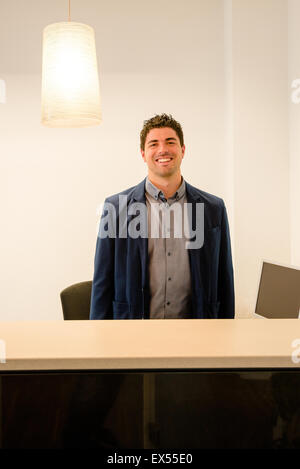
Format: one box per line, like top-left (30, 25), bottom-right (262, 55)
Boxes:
top-left (288, 0), bottom-right (300, 268)
top-left (0, 0), bottom-right (295, 321)
top-left (232, 0), bottom-right (290, 317)
top-left (0, 0), bottom-right (228, 320)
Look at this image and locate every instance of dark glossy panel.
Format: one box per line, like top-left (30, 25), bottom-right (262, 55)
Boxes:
top-left (1, 370), bottom-right (300, 449)
top-left (1, 373), bottom-right (143, 449)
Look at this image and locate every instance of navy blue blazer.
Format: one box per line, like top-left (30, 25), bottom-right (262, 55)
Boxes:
top-left (90, 178), bottom-right (235, 320)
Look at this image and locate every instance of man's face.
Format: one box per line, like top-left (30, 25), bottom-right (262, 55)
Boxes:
top-left (141, 127), bottom-right (185, 179)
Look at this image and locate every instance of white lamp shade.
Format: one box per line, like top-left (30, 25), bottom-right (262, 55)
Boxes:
top-left (41, 22), bottom-right (101, 127)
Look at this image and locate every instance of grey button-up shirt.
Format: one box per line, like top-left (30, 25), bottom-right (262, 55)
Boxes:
top-left (145, 177), bottom-right (192, 319)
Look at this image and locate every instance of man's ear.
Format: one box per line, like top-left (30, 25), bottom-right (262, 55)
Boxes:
top-left (181, 144), bottom-right (186, 159)
top-left (141, 148), bottom-right (146, 162)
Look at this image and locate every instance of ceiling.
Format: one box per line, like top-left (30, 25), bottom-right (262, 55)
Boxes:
top-left (0, 0), bottom-right (222, 74)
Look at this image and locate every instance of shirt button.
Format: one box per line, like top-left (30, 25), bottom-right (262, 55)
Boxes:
top-left (166, 301), bottom-right (170, 306)
top-left (167, 252), bottom-right (171, 256)
top-left (168, 277), bottom-right (171, 281)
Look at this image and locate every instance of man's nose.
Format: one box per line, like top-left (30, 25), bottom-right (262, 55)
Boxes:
top-left (157, 142), bottom-right (169, 152)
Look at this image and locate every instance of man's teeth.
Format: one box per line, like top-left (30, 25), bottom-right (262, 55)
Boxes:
top-left (157, 158), bottom-right (171, 162)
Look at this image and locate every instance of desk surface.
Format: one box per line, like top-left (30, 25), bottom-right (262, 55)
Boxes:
top-left (0, 319), bottom-right (300, 371)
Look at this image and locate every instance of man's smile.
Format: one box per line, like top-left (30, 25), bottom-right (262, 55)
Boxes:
top-left (155, 157), bottom-right (173, 165)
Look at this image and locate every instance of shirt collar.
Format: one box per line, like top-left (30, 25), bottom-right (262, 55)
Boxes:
top-left (145, 176), bottom-right (186, 202)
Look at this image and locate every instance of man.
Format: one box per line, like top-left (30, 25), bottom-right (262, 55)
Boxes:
top-left (90, 114), bottom-right (234, 319)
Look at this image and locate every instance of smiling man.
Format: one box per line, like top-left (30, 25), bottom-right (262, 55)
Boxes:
top-left (141, 126), bottom-right (184, 197)
top-left (90, 113), bottom-right (235, 320)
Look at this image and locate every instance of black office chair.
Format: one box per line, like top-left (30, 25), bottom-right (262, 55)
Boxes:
top-left (60, 281), bottom-right (92, 320)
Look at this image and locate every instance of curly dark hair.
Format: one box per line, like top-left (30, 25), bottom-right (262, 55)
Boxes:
top-left (140, 113), bottom-right (184, 151)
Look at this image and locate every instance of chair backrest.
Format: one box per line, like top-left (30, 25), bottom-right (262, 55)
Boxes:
top-left (60, 281), bottom-right (92, 320)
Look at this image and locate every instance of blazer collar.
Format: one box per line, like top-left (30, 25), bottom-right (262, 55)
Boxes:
top-left (185, 181), bottom-right (202, 202)
top-left (132, 178), bottom-right (147, 203)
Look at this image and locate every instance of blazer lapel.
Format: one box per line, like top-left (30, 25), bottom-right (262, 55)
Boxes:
top-left (131, 179), bottom-right (149, 291)
top-left (185, 183), bottom-right (204, 313)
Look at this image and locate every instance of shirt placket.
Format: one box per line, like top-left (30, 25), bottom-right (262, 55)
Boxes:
top-left (163, 198), bottom-right (174, 318)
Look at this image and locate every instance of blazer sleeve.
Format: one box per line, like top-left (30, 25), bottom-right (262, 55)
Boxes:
top-left (218, 201), bottom-right (235, 318)
top-left (90, 200), bottom-right (115, 320)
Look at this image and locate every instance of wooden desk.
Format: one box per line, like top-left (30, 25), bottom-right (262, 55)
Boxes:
top-left (1, 318), bottom-right (300, 370)
top-left (0, 319), bottom-right (300, 448)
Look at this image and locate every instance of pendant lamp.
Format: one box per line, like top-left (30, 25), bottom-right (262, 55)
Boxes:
top-left (41, 0), bottom-right (101, 127)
